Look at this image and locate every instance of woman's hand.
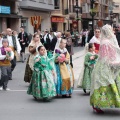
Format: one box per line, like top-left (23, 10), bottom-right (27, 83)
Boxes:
top-left (90, 56), bottom-right (95, 60)
top-left (35, 58), bottom-right (40, 62)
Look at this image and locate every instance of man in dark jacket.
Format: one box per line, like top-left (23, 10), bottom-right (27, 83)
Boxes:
top-left (42, 30), bottom-right (52, 51)
top-left (50, 32), bottom-right (57, 51)
top-left (18, 27), bottom-right (28, 62)
top-left (116, 26), bottom-right (120, 47)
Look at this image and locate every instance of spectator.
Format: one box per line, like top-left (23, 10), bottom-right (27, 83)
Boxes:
top-left (18, 27), bottom-right (29, 63)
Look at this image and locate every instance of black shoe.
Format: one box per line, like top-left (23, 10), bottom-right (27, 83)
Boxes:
top-left (62, 95), bottom-right (67, 98)
top-left (9, 78), bottom-right (12, 80)
top-left (33, 96), bottom-right (38, 101)
top-left (83, 89), bottom-right (86, 93)
top-left (22, 61), bottom-right (24, 63)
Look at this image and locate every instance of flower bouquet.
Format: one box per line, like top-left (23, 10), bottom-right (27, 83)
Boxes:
top-left (57, 54), bottom-right (65, 63)
top-left (4, 47), bottom-right (12, 60)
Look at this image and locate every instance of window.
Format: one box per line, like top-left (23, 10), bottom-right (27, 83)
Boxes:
top-left (54, 0), bottom-right (60, 9)
top-left (48, 0), bottom-right (53, 5)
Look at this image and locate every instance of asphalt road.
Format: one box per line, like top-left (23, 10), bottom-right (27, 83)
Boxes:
top-left (0, 47), bottom-right (120, 120)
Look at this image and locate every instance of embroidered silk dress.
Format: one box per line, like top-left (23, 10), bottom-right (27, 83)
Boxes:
top-left (27, 54), bottom-right (56, 99)
top-left (55, 48), bottom-right (74, 96)
top-left (82, 52), bottom-right (98, 90)
top-left (90, 40), bottom-right (120, 108)
top-left (24, 41), bottom-right (43, 83)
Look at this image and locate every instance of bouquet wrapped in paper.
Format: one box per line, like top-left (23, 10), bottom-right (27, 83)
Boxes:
top-left (4, 47), bottom-right (12, 60)
top-left (57, 54), bottom-right (65, 63)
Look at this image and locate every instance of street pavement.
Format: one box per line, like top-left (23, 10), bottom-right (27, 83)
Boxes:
top-left (0, 47), bottom-right (120, 120)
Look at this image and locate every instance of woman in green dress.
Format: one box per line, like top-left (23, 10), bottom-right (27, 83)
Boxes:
top-left (27, 46), bottom-right (56, 101)
top-left (82, 43), bottom-right (98, 93)
top-left (90, 24), bottom-right (120, 113)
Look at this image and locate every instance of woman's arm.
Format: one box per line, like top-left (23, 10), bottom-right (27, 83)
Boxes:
top-left (84, 54), bottom-right (92, 68)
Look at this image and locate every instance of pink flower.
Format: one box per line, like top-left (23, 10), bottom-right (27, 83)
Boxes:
top-left (4, 47), bottom-right (12, 52)
top-left (58, 54), bottom-right (65, 62)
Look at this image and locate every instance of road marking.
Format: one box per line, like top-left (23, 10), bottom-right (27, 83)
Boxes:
top-left (9, 90), bottom-right (27, 92)
top-left (6, 89), bottom-right (83, 92)
top-left (73, 54), bottom-right (84, 61)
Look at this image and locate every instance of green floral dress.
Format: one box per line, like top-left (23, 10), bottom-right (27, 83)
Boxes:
top-left (90, 41), bottom-right (120, 108)
top-left (27, 55), bottom-right (56, 99)
top-left (82, 52), bottom-right (98, 90)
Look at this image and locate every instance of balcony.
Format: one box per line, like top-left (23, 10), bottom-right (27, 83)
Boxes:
top-left (113, 3), bottom-right (120, 14)
top-left (19, 0), bottom-right (54, 11)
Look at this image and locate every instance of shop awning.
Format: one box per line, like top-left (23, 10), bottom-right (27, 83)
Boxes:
top-left (0, 14), bottom-right (22, 18)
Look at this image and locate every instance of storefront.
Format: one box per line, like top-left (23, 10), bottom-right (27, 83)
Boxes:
top-left (51, 16), bottom-right (65, 32)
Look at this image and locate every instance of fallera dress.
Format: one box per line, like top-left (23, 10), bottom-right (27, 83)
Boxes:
top-left (55, 48), bottom-right (74, 96)
top-left (90, 40), bottom-right (120, 108)
top-left (27, 54), bottom-right (56, 99)
top-left (82, 52), bottom-right (98, 90)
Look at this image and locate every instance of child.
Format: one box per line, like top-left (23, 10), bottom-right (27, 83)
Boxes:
top-left (0, 39), bottom-right (14, 91)
top-left (27, 46), bottom-right (56, 101)
top-left (82, 43), bottom-right (98, 93)
top-left (55, 39), bottom-right (74, 98)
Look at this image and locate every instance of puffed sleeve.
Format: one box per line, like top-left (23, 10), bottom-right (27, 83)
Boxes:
top-left (84, 53), bottom-right (92, 68)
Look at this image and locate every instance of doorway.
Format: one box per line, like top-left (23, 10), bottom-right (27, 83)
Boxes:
top-left (7, 18), bottom-right (11, 28)
top-left (52, 22), bottom-right (57, 32)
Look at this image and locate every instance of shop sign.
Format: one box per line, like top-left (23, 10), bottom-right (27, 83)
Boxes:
top-left (0, 6), bottom-right (10, 14)
top-left (51, 16), bottom-right (64, 22)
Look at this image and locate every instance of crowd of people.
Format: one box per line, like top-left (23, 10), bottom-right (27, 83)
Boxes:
top-left (0, 24), bottom-right (120, 114)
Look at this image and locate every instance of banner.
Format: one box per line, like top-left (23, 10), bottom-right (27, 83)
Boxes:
top-left (30, 16), bottom-right (41, 30)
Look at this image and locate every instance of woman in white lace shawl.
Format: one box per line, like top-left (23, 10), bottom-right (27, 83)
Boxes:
top-left (90, 24), bottom-right (120, 113)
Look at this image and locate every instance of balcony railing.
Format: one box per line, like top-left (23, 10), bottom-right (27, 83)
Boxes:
top-left (19, 0), bottom-right (54, 11)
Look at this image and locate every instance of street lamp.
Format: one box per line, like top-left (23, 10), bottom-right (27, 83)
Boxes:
top-left (90, 0), bottom-right (96, 37)
top-left (110, 11), bottom-right (116, 26)
top-left (66, 17), bottom-right (70, 31)
top-left (74, 0), bottom-right (81, 32)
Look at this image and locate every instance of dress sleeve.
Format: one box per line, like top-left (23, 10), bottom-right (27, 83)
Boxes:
top-left (84, 54), bottom-right (91, 68)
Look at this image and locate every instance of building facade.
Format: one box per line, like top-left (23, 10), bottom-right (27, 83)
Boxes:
top-left (0, 0), bottom-right (54, 33)
top-left (0, 0), bottom-right (21, 32)
top-left (113, 0), bottom-right (120, 26)
top-left (51, 0), bottom-right (82, 32)
top-left (81, 0), bottom-right (112, 29)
